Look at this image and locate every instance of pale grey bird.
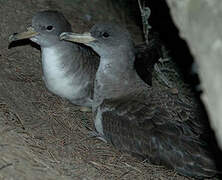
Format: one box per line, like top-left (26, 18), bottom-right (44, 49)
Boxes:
top-left (60, 23), bottom-right (218, 179)
top-left (9, 10), bottom-right (98, 110)
top-left (9, 10), bottom-right (161, 111)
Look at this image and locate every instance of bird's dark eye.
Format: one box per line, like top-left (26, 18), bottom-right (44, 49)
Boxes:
top-left (102, 32), bottom-right (110, 38)
top-left (46, 25), bottom-right (54, 31)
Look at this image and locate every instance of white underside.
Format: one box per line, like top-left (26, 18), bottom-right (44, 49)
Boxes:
top-left (41, 47), bottom-right (92, 106)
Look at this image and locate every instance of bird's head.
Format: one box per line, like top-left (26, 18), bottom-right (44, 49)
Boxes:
top-left (9, 10), bottom-right (72, 47)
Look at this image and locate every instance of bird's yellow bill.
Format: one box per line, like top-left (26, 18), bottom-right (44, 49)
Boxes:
top-left (9, 27), bottom-right (39, 42)
top-left (60, 32), bottom-right (95, 44)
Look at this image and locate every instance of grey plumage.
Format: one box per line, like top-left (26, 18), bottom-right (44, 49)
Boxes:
top-left (60, 23), bottom-right (218, 179)
top-left (9, 10), bottom-right (162, 108)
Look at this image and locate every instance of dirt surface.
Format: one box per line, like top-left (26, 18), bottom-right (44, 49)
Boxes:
top-left (0, 0), bottom-right (216, 179)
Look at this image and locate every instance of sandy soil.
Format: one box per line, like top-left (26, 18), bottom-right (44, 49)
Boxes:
top-left (0, 0), bottom-right (216, 179)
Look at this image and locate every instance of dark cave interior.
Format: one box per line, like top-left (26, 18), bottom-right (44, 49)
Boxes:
top-left (114, 0), bottom-right (200, 89)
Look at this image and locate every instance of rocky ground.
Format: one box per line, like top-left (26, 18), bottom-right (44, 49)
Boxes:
top-left (0, 0), bottom-right (218, 179)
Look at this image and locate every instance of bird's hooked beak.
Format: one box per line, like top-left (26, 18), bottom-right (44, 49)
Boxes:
top-left (59, 32), bottom-right (96, 44)
top-left (9, 27), bottom-right (39, 42)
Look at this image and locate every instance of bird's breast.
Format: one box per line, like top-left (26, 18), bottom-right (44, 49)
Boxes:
top-left (41, 47), bottom-right (91, 102)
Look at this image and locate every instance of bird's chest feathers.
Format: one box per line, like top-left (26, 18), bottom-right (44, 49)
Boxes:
top-left (93, 66), bottom-right (132, 111)
top-left (41, 48), bottom-right (76, 98)
top-left (96, 63), bottom-right (131, 94)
